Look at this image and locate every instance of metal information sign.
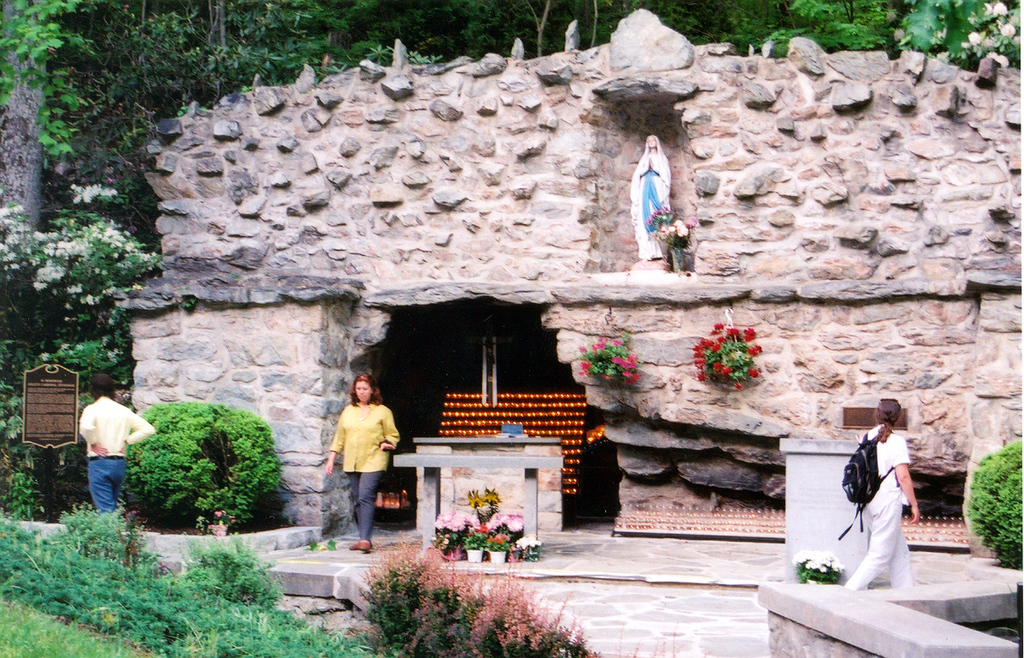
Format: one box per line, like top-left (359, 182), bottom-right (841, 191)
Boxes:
top-left (22, 364), bottom-right (79, 449)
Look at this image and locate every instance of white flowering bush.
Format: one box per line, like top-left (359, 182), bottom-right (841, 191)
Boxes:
top-left (1, 201), bottom-right (160, 513)
top-left (903, 0), bottom-right (1021, 69)
top-left (793, 550), bottom-right (844, 584)
top-left (0, 209), bottom-right (160, 342)
top-left (960, 2), bottom-right (1021, 68)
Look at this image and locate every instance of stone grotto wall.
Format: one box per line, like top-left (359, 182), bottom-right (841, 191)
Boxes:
top-left (129, 10), bottom-right (1021, 529)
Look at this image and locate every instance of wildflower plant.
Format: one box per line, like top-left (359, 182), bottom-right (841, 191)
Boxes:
top-left (578, 335), bottom-right (641, 385)
top-left (693, 323), bottom-right (763, 389)
top-left (793, 550), bottom-right (844, 584)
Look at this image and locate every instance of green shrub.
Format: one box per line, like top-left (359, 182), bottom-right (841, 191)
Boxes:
top-left (0, 517), bottom-right (368, 657)
top-left (365, 545), bottom-right (594, 658)
top-left (50, 507), bottom-right (157, 573)
top-left (127, 402), bottom-right (281, 526)
top-left (182, 539), bottom-right (281, 609)
top-left (967, 441), bottom-right (1022, 570)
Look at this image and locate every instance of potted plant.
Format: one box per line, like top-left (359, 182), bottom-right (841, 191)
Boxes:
top-left (487, 512), bottom-right (525, 545)
top-left (512, 534), bottom-right (543, 562)
top-left (651, 209), bottom-right (699, 272)
top-left (578, 335), bottom-right (641, 385)
top-left (693, 323), bottom-right (763, 390)
top-left (433, 510), bottom-right (476, 560)
top-left (485, 532), bottom-right (512, 564)
top-left (793, 550), bottom-right (844, 584)
top-left (196, 510), bottom-right (234, 537)
top-left (463, 528), bottom-right (490, 563)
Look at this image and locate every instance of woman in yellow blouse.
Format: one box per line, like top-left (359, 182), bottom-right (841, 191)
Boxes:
top-left (325, 373), bottom-right (399, 552)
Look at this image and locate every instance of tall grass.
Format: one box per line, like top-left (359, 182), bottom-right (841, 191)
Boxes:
top-left (0, 600), bottom-right (152, 658)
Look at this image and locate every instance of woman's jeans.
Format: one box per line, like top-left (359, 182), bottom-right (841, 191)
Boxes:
top-left (348, 471), bottom-right (384, 541)
top-left (88, 457), bottom-right (126, 514)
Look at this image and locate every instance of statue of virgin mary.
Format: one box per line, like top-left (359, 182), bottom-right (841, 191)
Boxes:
top-left (629, 135), bottom-right (671, 262)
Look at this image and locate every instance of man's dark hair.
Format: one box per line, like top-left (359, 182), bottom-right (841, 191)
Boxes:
top-left (89, 374), bottom-right (117, 399)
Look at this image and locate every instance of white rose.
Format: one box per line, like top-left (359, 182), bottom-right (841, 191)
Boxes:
top-left (1001, 22), bottom-right (1016, 37)
top-left (969, 31), bottom-right (983, 45)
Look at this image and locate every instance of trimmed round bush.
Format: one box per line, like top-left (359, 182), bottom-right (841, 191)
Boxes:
top-left (967, 441), bottom-right (1022, 570)
top-left (127, 402), bottom-right (281, 525)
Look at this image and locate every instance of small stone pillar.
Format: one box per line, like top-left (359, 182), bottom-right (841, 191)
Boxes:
top-left (780, 439), bottom-right (868, 585)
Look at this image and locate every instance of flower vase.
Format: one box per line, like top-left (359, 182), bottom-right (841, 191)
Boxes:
top-left (669, 246), bottom-right (694, 273)
top-left (209, 524), bottom-right (228, 537)
top-left (487, 550), bottom-right (507, 564)
top-left (467, 549), bottom-right (484, 563)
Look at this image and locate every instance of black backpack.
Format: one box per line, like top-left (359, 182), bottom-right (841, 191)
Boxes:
top-left (838, 433), bottom-right (895, 540)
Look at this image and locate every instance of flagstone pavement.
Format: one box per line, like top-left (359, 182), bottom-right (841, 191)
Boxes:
top-left (243, 523), bottom-right (1015, 658)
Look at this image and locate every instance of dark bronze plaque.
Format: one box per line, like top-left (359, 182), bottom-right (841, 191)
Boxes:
top-left (23, 365), bottom-right (79, 448)
top-left (842, 406), bottom-right (907, 430)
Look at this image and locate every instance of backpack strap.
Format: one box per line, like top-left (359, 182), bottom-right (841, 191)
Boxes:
top-left (838, 503), bottom-right (865, 541)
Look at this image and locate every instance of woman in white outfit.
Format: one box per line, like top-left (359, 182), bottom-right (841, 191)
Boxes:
top-left (844, 399), bottom-right (920, 590)
top-left (629, 135), bottom-right (671, 262)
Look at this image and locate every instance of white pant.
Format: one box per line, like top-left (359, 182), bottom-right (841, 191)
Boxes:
top-left (844, 495), bottom-right (914, 590)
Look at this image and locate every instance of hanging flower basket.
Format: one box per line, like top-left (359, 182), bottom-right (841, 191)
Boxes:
top-left (693, 323), bottom-right (762, 390)
top-left (578, 335), bottom-right (641, 385)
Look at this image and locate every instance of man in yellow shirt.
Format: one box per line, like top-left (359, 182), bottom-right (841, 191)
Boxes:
top-left (79, 374), bottom-right (156, 513)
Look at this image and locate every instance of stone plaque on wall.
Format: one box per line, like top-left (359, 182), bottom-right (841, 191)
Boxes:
top-left (22, 365), bottom-right (79, 449)
top-left (842, 407), bottom-right (907, 430)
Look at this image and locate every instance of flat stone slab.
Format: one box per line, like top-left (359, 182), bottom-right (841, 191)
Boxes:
top-left (393, 454), bottom-right (563, 468)
top-left (759, 582), bottom-right (1019, 658)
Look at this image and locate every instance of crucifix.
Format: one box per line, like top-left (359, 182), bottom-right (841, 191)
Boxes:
top-left (481, 318), bottom-right (498, 406)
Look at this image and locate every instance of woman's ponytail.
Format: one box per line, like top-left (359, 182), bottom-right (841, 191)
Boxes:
top-left (875, 398), bottom-right (901, 443)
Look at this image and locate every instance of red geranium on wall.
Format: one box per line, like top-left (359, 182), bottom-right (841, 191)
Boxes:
top-left (693, 323), bottom-right (762, 389)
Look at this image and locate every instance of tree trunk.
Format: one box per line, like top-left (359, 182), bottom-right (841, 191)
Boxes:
top-left (536, 0), bottom-right (552, 57)
top-left (0, 0), bottom-right (44, 229)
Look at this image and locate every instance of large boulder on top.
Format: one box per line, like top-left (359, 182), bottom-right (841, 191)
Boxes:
top-left (610, 9), bottom-right (694, 72)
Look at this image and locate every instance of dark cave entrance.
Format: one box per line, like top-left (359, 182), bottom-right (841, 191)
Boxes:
top-left (373, 300), bottom-right (620, 527)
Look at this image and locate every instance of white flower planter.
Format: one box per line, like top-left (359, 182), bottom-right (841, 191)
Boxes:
top-left (467, 549), bottom-right (484, 563)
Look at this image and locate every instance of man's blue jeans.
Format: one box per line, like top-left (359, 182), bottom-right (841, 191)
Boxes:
top-left (88, 457), bottom-right (126, 513)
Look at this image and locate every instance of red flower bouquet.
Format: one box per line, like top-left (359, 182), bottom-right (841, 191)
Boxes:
top-left (693, 323), bottom-right (763, 389)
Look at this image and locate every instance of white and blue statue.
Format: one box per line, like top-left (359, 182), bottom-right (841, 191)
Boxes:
top-left (629, 134), bottom-right (671, 262)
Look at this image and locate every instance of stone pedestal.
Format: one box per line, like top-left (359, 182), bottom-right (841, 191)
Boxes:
top-left (780, 439), bottom-right (868, 585)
